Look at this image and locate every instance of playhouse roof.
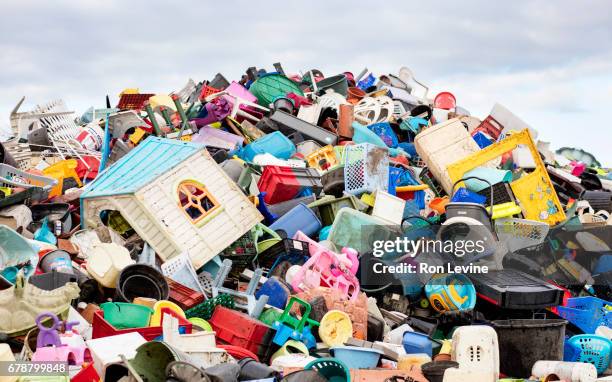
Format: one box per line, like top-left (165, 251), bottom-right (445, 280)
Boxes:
top-left (81, 137), bottom-right (204, 199)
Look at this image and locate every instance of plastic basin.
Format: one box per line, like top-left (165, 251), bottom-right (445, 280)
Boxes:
top-left (100, 302), bottom-right (153, 329)
top-left (330, 346), bottom-right (382, 369)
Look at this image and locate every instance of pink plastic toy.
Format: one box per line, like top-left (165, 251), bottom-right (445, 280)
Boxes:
top-left (32, 312), bottom-right (91, 365)
top-left (291, 231), bottom-right (360, 301)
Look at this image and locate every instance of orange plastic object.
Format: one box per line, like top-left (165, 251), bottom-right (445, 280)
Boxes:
top-left (429, 196), bottom-right (449, 214)
top-left (306, 145), bottom-right (338, 172)
top-left (42, 159), bottom-right (83, 198)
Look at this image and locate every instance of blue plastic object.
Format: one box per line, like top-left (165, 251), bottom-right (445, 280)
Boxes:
top-left (240, 131), bottom-right (296, 162)
top-left (594, 254), bottom-right (612, 275)
top-left (269, 203), bottom-right (321, 239)
top-left (256, 193), bottom-right (279, 225)
top-left (564, 334), bottom-right (612, 374)
top-left (388, 167), bottom-right (404, 195)
top-left (397, 142), bottom-right (417, 157)
top-left (0, 267), bottom-right (18, 284)
top-left (351, 122), bottom-right (405, 157)
top-left (255, 277), bottom-right (290, 310)
top-left (34, 217), bottom-right (57, 245)
top-left (424, 274), bottom-right (477, 313)
top-left (557, 296), bottom-right (612, 334)
top-left (330, 346), bottom-right (382, 369)
top-left (473, 131), bottom-right (493, 149)
top-left (319, 226), bottom-right (331, 241)
top-left (368, 123), bottom-right (399, 148)
top-left (450, 187), bottom-right (487, 205)
top-left (402, 331), bottom-right (433, 356)
top-left (357, 73), bottom-right (376, 90)
top-left (400, 117), bottom-right (428, 134)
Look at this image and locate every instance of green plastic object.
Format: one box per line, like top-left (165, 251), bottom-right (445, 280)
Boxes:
top-left (185, 294), bottom-right (234, 320)
top-left (100, 302), bottom-right (153, 329)
top-left (305, 358), bottom-right (350, 382)
top-left (259, 307), bottom-right (282, 326)
top-left (249, 74), bottom-right (303, 106)
top-left (187, 317), bottom-right (212, 331)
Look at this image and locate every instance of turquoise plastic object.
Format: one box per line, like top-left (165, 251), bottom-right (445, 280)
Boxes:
top-left (424, 274), bottom-right (476, 313)
top-left (305, 358), bottom-right (350, 382)
top-left (0, 225), bottom-right (38, 279)
top-left (464, 167), bottom-right (512, 192)
top-left (401, 117), bottom-right (428, 134)
top-left (564, 334), bottom-right (611, 374)
top-left (319, 226), bottom-right (331, 240)
top-left (557, 297), bottom-right (612, 334)
top-left (330, 346), bottom-right (382, 369)
top-left (351, 122), bottom-right (405, 156)
top-left (34, 217), bottom-right (56, 245)
top-left (240, 131), bottom-right (296, 162)
top-left (249, 73), bottom-right (304, 106)
top-left (269, 203), bottom-right (321, 239)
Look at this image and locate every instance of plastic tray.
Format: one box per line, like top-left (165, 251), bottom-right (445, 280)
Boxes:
top-left (469, 269), bottom-right (563, 309)
top-left (92, 307), bottom-right (192, 340)
top-left (117, 93), bottom-right (154, 110)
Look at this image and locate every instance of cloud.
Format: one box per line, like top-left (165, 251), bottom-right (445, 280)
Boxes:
top-left (0, 0), bottom-right (611, 165)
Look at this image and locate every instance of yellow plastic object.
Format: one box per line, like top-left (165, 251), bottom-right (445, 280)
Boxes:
top-left (0, 187), bottom-right (11, 196)
top-left (108, 210), bottom-right (133, 234)
top-left (149, 95), bottom-right (176, 111)
top-left (360, 193), bottom-right (375, 207)
top-left (120, 88), bottom-right (139, 96)
top-left (429, 196), bottom-right (449, 214)
top-left (319, 310), bottom-right (353, 347)
top-left (150, 300), bottom-right (185, 327)
top-left (486, 202), bottom-right (523, 219)
top-left (306, 145), bottom-right (338, 171)
top-left (271, 340), bottom-right (309, 363)
top-left (439, 339), bottom-right (452, 354)
top-left (188, 317), bottom-right (212, 331)
top-left (129, 127), bottom-right (146, 145)
top-left (179, 134), bottom-right (192, 141)
top-left (447, 129), bottom-right (565, 225)
top-left (42, 159), bottom-right (83, 197)
top-left (396, 184), bottom-right (429, 192)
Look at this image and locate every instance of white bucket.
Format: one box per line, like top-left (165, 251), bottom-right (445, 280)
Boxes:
top-left (75, 123), bottom-right (105, 150)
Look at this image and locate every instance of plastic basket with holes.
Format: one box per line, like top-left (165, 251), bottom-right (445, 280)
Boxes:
top-left (564, 334), bottom-right (612, 374)
top-left (161, 253), bottom-right (205, 295)
top-left (495, 218), bottom-right (550, 253)
top-left (557, 296), bottom-right (612, 334)
top-left (344, 143), bottom-right (389, 195)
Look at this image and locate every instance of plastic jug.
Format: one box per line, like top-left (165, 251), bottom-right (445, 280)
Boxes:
top-left (86, 243), bottom-right (134, 288)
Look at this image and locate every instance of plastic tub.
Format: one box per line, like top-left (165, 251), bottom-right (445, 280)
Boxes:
top-left (100, 302), bottom-right (153, 329)
top-left (115, 264), bottom-right (169, 303)
top-left (269, 203), bottom-right (321, 239)
top-left (330, 346), bottom-right (382, 369)
top-left (92, 308), bottom-right (191, 341)
top-left (492, 319), bottom-right (567, 378)
top-left (421, 361), bottom-right (459, 382)
top-left (316, 75), bottom-right (349, 97)
top-left (402, 331), bottom-right (433, 356)
top-left (241, 131), bottom-right (296, 162)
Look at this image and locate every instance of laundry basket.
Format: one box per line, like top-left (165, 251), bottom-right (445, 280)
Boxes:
top-left (564, 334), bottom-right (612, 374)
top-left (0, 163), bottom-right (57, 206)
top-left (557, 296), bottom-right (612, 334)
top-left (344, 143), bottom-right (389, 195)
top-left (494, 218), bottom-right (550, 253)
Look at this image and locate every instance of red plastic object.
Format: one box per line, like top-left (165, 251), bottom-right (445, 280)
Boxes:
top-left (71, 362), bottom-right (99, 382)
top-left (166, 278), bottom-right (205, 310)
top-left (217, 345), bottom-right (260, 362)
top-left (75, 156), bottom-right (100, 180)
top-left (117, 93), bottom-right (154, 110)
top-left (209, 305), bottom-right (275, 362)
top-left (471, 115), bottom-right (503, 140)
top-left (257, 166), bottom-right (301, 204)
top-left (199, 85), bottom-right (221, 101)
top-left (433, 92), bottom-right (457, 110)
top-left (92, 307), bottom-right (192, 340)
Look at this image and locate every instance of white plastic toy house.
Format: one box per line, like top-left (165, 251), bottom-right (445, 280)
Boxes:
top-left (80, 137), bottom-right (262, 269)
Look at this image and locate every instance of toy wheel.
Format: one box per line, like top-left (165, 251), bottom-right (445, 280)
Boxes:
top-left (165, 361), bottom-right (210, 382)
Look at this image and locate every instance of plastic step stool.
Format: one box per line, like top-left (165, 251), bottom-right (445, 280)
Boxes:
top-left (212, 259), bottom-right (268, 318)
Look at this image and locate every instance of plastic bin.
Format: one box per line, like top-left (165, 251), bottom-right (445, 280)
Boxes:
top-left (327, 208), bottom-right (397, 255)
top-left (241, 131), bottom-right (296, 162)
top-left (91, 307), bottom-right (192, 340)
top-left (564, 334), bottom-right (611, 374)
top-left (492, 319), bottom-right (567, 378)
top-left (209, 305), bottom-right (276, 363)
top-left (100, 302), bottom-right (153, 329)
top-left (330, 346), bottom-right (382, 369)
top-left (258, 166), bottom-right (322, 204)
top-left (166, 278), bottom-right (205, 311)
top-left (269, 203), bottom-right (321, 239)
top-left (308, 195), bottom-right (361, 226)
top-left (557, 296), bottom-right (612, 334)
top-left (344, 143), bottom-right (389, 195)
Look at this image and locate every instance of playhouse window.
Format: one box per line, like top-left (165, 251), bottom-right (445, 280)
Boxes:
top-left (177, 181), bottom-right (219, 223)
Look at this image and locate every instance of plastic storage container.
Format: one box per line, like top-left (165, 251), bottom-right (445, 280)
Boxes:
top-left (92, 307), bottom-right (192, 340)
top-left (308, 195), bottom-right (361, 226)
top-left (402, 332), bottom-right (433, 356)
top-left (330, 346), bottom-right (382, 369)
top-left (557, 297), bottom-right (612, 334)
top-left (257, 166), bottom-right (322, 204)
top-left (269, 203), bottom-right (321, 238)
top-left (241, 131), bottom-right (296, 162)
top-left (492, 319), bottom-right (567, 378)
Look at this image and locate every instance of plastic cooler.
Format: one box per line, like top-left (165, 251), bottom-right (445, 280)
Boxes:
top-left (209, 305), bottom-right (276, 362)
top-left (557, 296), bottom-right (612, 334)
top-left (258, 166), bottom-right (322, 204)
top-left (92, 307), bottom-right (192, 340)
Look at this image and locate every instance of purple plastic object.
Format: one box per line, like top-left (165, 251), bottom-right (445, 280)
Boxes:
top-left (36, 312), bottom-right (62, 348)
top-left (192, 98), bottom-right (232, 127)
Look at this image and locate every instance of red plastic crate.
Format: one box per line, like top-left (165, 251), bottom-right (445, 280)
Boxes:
top-left (199, 85), bottom-right (221, 101)
top-left (209, 305), bottom-right (276, 362)
top-left (166, 278), bottom-right (205, 310)
top-left (92, 307), bottom-right (192, 340)
top-left (257, 166), bottom-right (301, 204)
top-left (472, 115), bottom-right (503, 140)
top-left (117, 93), bottom-right (155, 110)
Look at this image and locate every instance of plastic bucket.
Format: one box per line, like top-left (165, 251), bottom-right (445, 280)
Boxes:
top-left (39, 250), bottom-right (74, 274)
top-left (464, 167), bottom-right (512, 192)
top-left (346, 87), bottom-right (365, 104)
top-left (421, 361), bottom-right (459, 382)
top-left (100, 302), bottom-right (153, 329)
top-left (317, 75), bottom-right (349, 97)
top-left (492, 319), bottom-right (567, 378)
top-left (115, 264), bottom-right (169, 303)
top-left (128, 341), bottom-right (199, 382)
top-left (75, 123), bottom-right (105, 150)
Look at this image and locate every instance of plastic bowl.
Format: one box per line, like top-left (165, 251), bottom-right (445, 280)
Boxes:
top-left (330, 346), bottom-right (382, 369)
top-left (100, 302), bottom-right (153, 329)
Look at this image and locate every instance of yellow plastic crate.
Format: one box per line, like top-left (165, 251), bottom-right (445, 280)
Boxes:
top-left (447, 129), bottom-right (565, 225)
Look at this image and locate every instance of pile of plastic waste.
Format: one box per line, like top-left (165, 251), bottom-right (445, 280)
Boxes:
top-left (0, 64), bottom-right (611, 382)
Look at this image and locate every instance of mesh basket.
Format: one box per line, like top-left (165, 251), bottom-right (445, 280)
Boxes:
top-left (161, 253), bottom-right (205, 294)
top-left (344, 143), bottom-right (389, 195)
top-left (564, 334), bottom-right (612, 373)
top-left (495, 218), bottom-right (550, 253)
top-left (557, 297), bottom-right (612, 334)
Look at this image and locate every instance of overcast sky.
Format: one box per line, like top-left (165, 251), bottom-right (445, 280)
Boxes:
top-left (1, 0), bottom-right (610, 165)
